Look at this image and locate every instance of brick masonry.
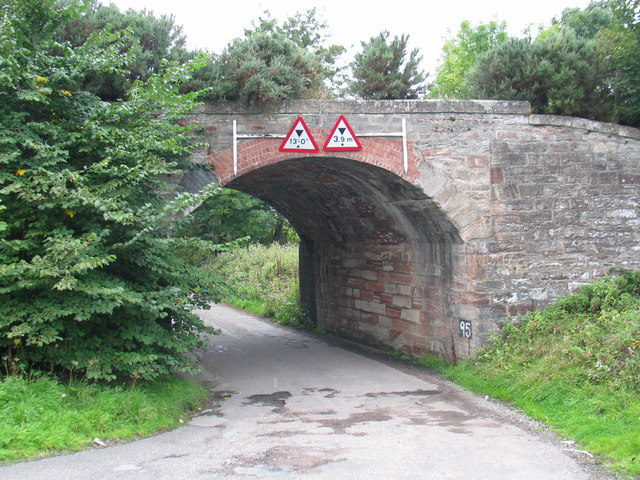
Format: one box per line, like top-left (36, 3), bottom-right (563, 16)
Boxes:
top-left (181, 100), bottom-right (640, 360)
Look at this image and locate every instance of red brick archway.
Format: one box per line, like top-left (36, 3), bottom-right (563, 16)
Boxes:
top-left (219, 148), bottom-right (466, 358)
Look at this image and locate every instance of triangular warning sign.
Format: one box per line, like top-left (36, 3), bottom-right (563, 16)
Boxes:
top-left (279, 117), bottom-right (319, 153)
top-left (323, 115), bottom-right (362, 151)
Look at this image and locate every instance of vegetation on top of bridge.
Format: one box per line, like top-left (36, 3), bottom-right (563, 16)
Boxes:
top-left (54, 0), bottom-right (640, 126)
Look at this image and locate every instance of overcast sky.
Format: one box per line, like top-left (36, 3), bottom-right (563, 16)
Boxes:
top-left (105, 0), bottom-right (592, 74)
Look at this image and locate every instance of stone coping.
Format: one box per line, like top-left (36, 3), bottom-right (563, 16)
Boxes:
top-left (196, 99), bottom-right (640, 139)
top-left (528, 114), bottom-right (640, 140)
top-left (197, 99), bottom-right (532, 115)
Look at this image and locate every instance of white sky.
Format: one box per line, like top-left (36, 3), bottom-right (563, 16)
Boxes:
top-left (105, 0), bottom-right (592, 75)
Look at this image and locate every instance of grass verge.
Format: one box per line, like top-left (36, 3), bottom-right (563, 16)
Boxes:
top-left (422, 271), bottom-right (640, 477)
top-left (0, 374), bottom-right (208, 463)
top-left (206, 243), bottom-right (311, 328)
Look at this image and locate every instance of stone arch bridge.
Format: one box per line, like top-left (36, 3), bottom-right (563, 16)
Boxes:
top-left (179, 100), bottom-right (640, 360)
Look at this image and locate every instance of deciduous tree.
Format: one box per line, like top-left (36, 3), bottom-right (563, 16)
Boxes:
top-left (0, 0), bottom-right (218, 381)
top-left (429, 20), bottom-right (508, 99)
top-left (599, 0), bottom-right (640, 126)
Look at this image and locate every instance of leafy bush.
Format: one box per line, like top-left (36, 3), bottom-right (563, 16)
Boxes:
top-left (0, 0), bottom-right (219, 382)
top-left (206, 243), bottom-right (311, 327)
top-left (176, 187), bottom-right (299, 248)
top-left (468, 29), bottom-right (613, 120)
top-left (216, 31), bottom-right (324, 107)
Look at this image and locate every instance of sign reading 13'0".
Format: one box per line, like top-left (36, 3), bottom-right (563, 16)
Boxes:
top-left (279, 117), bottom-right (320, 153)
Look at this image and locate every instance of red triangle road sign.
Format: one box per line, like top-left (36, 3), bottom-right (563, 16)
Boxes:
top-left (323, 115), bottom-right (362, 151)
top-left (279, 117), bottom-right (320, 153)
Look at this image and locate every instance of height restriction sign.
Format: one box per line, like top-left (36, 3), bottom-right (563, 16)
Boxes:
top-left (323, 115), bottom-right (362, 151)
top-left (279, 117), bottom-right (319, 153)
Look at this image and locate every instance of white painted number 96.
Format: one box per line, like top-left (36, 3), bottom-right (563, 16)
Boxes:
top-left (459, 321), bottom-right (472, 338)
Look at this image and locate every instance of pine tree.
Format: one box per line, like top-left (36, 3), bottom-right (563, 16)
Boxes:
top-left (348, 31), bottom-right (426, 100)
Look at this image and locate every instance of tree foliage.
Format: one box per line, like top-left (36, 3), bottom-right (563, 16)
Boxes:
top-left (429, 20), bottom-right (508, 99)
top-left (213, 9), bottom-right (342, 107)
top-left (0, 0), bottom-right (219, 381)
top-left (461, 1), bottom-right (639, 127)
top-left (215, 32), bottom-right (323, 107)
top-left (59, 0), bottom-right (200, 101)
top-left (550, 1), bottom-right (614, 39)
top-left (468, 30), bottom-right (612, 119)
top-left (244, 9), bottom-right (345, 89)
top-left (598, 0), bottom-right (640, 126)
top-left (348, 31), bottom-right (426, 99)
top-left (177, 188), bottom-right (298, 248)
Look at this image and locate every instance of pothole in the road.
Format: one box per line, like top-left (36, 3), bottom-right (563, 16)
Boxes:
top-left (303, 407), bottom-right (393, 435)
top-left (211, 390), bottom-right (237, 401)
top-left (244, 391), bottom-right (292, 412)
top-left (199, 390), bottom-right (237, 416)
top-left (234, 465), bottom-right (288, 476)
top-left (283, 339), bottom-right (308, 349)
top-left (302, 387), bottom-right (339, 398)
top-left (224, 446), bottom-right (345, 475)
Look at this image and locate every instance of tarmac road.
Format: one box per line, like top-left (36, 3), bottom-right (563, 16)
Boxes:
top-left (0, 304), bottom-right (616, 479)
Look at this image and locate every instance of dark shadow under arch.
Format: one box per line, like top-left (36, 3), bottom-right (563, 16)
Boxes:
top-left (224, 157), bottom-right (464, 358)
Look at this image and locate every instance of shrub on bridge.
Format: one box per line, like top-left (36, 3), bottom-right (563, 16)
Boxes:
top-left (0, 0), bottom-right (220, 382)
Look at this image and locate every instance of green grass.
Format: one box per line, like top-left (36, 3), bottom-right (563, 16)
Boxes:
top-left (424, 271), bottom-right (640, 477)
top-left (0, 374), bottom-right (209, 463)
top-left (206, 243), bottom-right (312, 328)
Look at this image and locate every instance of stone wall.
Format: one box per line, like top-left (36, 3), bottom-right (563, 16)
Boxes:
top-left (184, 100), bottom-right (640, 359)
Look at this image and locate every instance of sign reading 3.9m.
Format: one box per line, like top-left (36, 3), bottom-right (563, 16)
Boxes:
top-left (323, 115), bottom-right (362, 151)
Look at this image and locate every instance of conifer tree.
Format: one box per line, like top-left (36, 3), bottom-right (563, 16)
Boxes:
top-left (348, 31), bottom-right (426, 100)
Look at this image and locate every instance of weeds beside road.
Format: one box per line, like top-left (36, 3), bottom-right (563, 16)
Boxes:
top-left (0, 375), bottom-right (207, 463)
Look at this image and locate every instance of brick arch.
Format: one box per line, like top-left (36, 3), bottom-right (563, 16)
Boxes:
top-left (212, 136), bottom-right (411, 184)
top-left (224, 155), bottom-right (465, 358)
top-left (211, 134), bottom-right (486, 243)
